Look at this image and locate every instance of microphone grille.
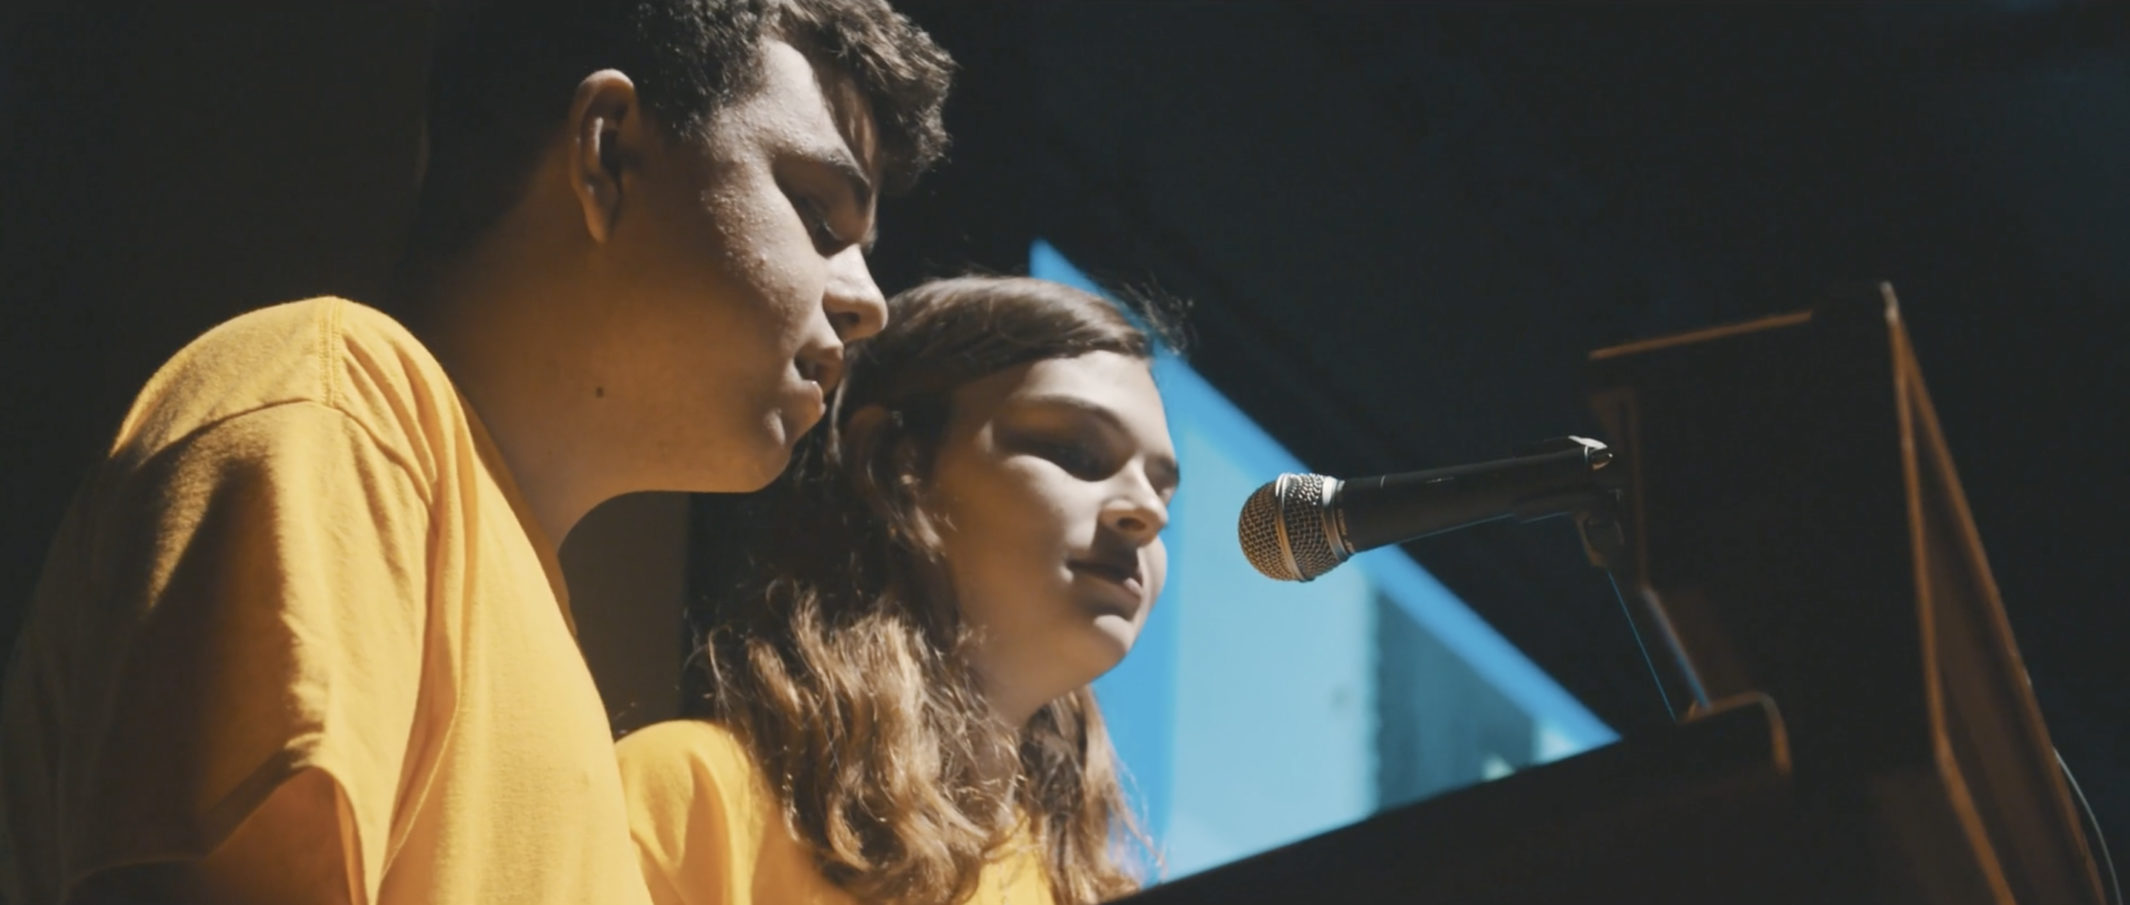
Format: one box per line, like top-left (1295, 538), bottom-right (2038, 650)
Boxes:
top-left (1238, 482), bottom-right (1291, 580)
top-left (1237, 473), bottom-right (1344, 581)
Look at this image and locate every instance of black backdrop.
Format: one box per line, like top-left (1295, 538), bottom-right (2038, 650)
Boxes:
top-left (867, 1), bottom-right (2130, 873)
top-left (4, 0), bottom-right (2124, 878)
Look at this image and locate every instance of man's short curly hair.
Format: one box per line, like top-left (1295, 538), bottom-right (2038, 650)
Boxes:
top-left (408, 0), bottom-right (954, 266)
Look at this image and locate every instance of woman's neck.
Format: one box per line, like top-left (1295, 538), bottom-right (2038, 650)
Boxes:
top-left (970, 706), bottom-right (1026, 791)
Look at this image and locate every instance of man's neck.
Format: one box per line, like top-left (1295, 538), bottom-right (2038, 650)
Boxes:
top-left (396, 243), bottom-right (607, 555)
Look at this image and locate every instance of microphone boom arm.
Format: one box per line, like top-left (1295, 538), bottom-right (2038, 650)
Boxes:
top-left (1236, 435), bottom-right (1714, 723)
top-left (1326, 436), bottom-right (1626, 558)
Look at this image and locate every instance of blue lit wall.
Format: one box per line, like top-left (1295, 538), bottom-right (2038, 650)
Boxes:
top-left (1032, 241), bottom-right (1617, 879)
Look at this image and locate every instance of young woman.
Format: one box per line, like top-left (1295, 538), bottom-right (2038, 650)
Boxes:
top-left (617, 276), bottom-right (1182, 905)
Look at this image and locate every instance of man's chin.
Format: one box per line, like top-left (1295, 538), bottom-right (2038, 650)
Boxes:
top-left (778, 395), bottom-right (830, 447)
top-left (736, 442), bottom-right (798, 492)
top-left (684, 407), bottom-right (813, 493)
top-left (698, 433), bottom-right (797, 494)
top-left (787, 410), bottom-right (825, 443)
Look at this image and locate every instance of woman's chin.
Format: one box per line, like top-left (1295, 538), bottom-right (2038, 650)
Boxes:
top-left (1083, 613), bottom-right (1140, 670)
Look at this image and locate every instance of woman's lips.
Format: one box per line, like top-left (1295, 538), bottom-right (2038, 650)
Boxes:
top-left (1068, 561), bottom-right (1145, 618)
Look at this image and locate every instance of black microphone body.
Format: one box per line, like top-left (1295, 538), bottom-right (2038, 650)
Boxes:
top-left (1338, 442), bottom-right (1610, 552)
top-left (1239, 437), bottom-right (1620, 582)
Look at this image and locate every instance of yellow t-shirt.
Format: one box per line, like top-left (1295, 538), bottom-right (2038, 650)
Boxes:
top-left (0, 298), bottom-right (653, 905)
top-left (617, 720), bottom-right (1060, 905)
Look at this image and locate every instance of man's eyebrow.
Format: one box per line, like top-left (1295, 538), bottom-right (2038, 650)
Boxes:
top-left (802, 141), bottom-right (875, 213)
top-left (826, 151), bottom-right (876, 212)
top-left (800, 142), bottom-right (878, 252)
top-left (1015, 393), bottom-right (1182, 491)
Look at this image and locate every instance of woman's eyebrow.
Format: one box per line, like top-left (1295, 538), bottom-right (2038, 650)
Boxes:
top-left (1011, 393), bottom-right (1180, 491)
top-left (1149, 453), bottom-right (1181, 494)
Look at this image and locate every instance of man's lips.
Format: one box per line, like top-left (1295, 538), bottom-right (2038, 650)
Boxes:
top-left (796, 346), bottom-right (845, 394)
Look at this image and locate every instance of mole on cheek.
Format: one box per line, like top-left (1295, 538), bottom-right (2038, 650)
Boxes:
top-left (595, 386), bottom-right (606, 398)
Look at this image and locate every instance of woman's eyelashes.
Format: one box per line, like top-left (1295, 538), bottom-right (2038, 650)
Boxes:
top-left (1015, 433), bottom-right (1110, 480)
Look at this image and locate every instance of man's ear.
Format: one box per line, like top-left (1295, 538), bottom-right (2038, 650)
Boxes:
top-left (567, 69), bottom-right (644, 244)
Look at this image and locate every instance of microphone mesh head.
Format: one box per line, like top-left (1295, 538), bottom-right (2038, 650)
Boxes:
top-left (1239, 482), bottom-right (1291, 580)
top-left (1237, 473), bottom-right (1345, 581)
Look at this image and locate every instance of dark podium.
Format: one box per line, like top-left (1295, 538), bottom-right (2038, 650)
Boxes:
top-left (1114, 286), bottom-right (2108, 904)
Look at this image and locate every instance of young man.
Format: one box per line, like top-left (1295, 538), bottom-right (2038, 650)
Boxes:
top-left (0, 2), bottom-right (952, 903)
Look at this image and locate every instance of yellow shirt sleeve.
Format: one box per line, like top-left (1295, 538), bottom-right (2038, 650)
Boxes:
top-left (6, 297), bottom-right (655, 905)
top-left (6, 401), bottom-right (431, 902)
top-left (618, 720), bottom-right (1062, 905)
top-left (617, 720), bottom-right (828, 905)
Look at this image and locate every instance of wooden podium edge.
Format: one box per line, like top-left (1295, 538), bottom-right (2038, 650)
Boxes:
top-left (1882, 284), bottom-right (2108, 905)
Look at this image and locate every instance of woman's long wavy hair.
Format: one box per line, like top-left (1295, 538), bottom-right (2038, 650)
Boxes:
top-left (690, 275), bottom-right (1176, 905)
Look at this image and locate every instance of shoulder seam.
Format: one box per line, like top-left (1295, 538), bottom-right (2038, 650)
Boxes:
top-left (322, 297), bottom-right (345, 410)
top-left (137, 398), bottom-right (438, 510)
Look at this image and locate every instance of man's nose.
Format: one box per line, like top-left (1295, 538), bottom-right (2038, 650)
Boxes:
top-left (823, 245), bottom-right (888, 343)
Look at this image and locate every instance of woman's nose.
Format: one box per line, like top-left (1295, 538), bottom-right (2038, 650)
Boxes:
top-left (1105, 482), bottom-right (1169, 543)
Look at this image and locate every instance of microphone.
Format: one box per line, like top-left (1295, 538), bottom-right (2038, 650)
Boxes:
top-left (1237, 436), bottom-right (1621, 582)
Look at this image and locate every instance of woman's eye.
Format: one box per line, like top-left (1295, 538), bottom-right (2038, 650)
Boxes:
top-left (1035, 441), bottom-right (1104, 478)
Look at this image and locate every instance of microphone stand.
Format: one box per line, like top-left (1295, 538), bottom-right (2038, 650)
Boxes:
top-left (1560, 443), bottom-right (1712, 723)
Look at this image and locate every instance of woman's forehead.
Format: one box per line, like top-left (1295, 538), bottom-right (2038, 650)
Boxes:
top-left (968, 354), bottom-right (1171, 454)
top-left (965, 353), bottom-right (1157, 410)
